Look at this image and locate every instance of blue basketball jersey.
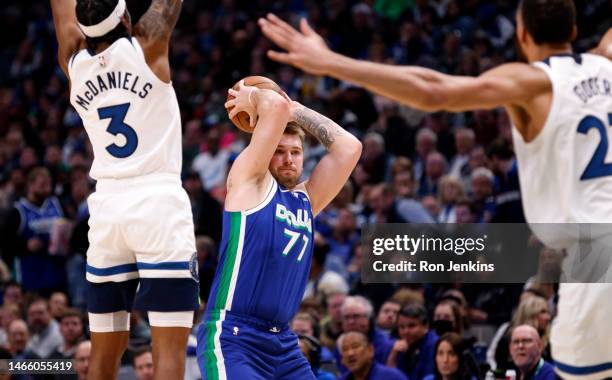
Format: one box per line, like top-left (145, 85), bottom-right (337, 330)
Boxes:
top-left (206, 178), bottom-right (314, 324)
top-left (15, 197), bottom-right (64, 244)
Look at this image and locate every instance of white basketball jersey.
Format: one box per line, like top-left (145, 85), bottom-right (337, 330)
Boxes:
top-left (68, 37), bottom-right (182, 180)
top-left (513, 53), bottom-right (612, 225)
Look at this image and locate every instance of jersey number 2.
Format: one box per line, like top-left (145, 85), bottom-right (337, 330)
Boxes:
top-left (578, 113), bottom-right (612, 181)
top-left (98, 103), bottom-right (138, 158)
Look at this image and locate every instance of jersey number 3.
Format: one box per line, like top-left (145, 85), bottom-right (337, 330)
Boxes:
top-left (98, 103), bottom-right (138, 158)
top-left (578, 113), bottom-right (612, 181)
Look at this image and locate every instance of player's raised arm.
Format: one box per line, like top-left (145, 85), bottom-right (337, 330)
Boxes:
top-left (259, 14), bottom-right (550, 112)
top-left (224, 82), bottom-right (291, 204)
top-left (591, 27), bottom-right (612, 60)
top-left (290, 103), bottom-right (362, 216)
top-left (133, 0), bottom-right (182, 82)
top-left (50, 0), bottom-right (85, 75)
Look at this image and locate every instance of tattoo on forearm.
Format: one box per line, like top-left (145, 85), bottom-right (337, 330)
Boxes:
top-left (293, 108), bottom-right (340, 149)
top-left (134, 0), bottom-right (181, 40)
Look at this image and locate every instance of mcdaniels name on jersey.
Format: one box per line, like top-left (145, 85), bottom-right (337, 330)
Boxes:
top-left (74, 70), bottom-right (153, 111)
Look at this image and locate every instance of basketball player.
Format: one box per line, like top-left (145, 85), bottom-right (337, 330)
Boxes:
top-left (260, 1), bottom-right (612, 379)
top-left (196, 82), bottom-right (361, 379)
top-left (50, 0), bottom-right (198, 379)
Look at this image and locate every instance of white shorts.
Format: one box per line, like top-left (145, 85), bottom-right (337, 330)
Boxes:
top-left (551, 283), bottom-right (612, 380)
top-left (86, 173), bottom-right (199, 315)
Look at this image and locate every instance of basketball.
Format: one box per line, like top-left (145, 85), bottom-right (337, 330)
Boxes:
top-left (226, 76), bottom-right (283, 133)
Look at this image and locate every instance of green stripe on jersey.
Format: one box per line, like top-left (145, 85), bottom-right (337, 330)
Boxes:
top-left (205, 211), bottom-right (243, 380)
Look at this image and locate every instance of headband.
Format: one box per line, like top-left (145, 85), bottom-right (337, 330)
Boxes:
top-left (78, 0), bottom-right (126, 38)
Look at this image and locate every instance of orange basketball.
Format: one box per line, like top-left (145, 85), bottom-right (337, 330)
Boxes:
top-left (226, 76), bottom-right (283, 133)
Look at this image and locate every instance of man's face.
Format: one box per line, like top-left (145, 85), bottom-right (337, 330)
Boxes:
top-left (50, 293), bottom-right (68, 317)
top-left (269, 134), bottom-right (303, 189)
top-left (134, 352), bottom-right (154, 380)
top-left (426, 154), bottom-right (445, 179)
top-left (60, 316), bottom-right (83, 345)
top-left (4, 286), bottom-right (22, 306)
top-left (8, 321), bottom-right (28, 352)
top-left (397, 315), bottom-right (428, 345)
top-left (393, 172), bottom-right (413, 198)
top-left (30, 174), bottom-right (52, 201)
top-left (342, 305), bottom-right (369, 334)
top-left (471, 176), bottom-right (492, 201)
top-left (74, 341), bottom-right (91, 380)
top-left (292, 319), bottom-right (313, 337)
top-left (376, 302), bottom-right (400, 330)
top-left (455, 131), bottom-right (474, 154)
top-left (340, 334), bottom-right (374, 374)
top-left (28, 301), bottom-right (50, 333)
top-left (328, 293), bottom-right (346, 323)
top-left (510, 326), bottom-right (542, 373)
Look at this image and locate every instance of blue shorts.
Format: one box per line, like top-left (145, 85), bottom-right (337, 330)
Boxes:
top-left (197, 310), bottom-right (315, 380)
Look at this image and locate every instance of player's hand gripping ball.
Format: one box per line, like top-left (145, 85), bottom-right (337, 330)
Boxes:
top-left (226, 76), bottom-right (284, 133)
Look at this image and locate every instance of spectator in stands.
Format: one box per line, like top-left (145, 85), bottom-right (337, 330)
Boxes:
top-left (424, 332), bottom-right (478, 380)
top-left (132, 346), bottom-right (154, 380)
top-left (437, 175), bottom-right (464, 223)
top-left (298, 335), bottom-right (337, 380)
top-left (432, 301), bottom-right (464, 338)
top-left (488, 295), bottom-right (552, 374)
top-left (50, 308), bottom-right (84, 360)
top-left (449, 128), bottom-right (475, 178)
top-left (7, 319), bottom-right (37, 359)
top-left (470, 168), bottom-right (496, 223)
top-left (0, 303), bottom-right (21, 348)
top-left (26, 298), bottom-right (62, 359)
top-left (368, 183), bottom-right (434, 224)
top-left (2, 282), bottom-right (24, 311)
top-left (376, 300), bottom-right (401, 335)
top-left (3, 168), bottom-right (66, 293)
top-left (48, 291), bottom-right (68, 321)
top-left (387, 303), bottom-right (438, 380)
top-left (321, 292), bottom-right (347, 352)
top-left (191, 127), bottom-right (231, 193)
top-left (337, 296), bottom-right (394, 371)
top-left (74, 340), bottom-right (91, 380)
top-left (417, 152), bottom-right (447, 198)
top-left (338, 331), bottom-right (407, 380)
top-left (413, 128), bottom-right (438, 183)
top-left (293, 312), bottom-right (335, 365)
top-left (509, 325), bottom-right (556, 380)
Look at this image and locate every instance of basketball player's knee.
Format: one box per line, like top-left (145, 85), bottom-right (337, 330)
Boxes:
top-left (89, 311), bottom-right (130, 332)
top-left (148, 311), bottom-right (194, 328)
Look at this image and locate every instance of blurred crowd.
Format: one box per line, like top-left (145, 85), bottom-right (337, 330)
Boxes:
top-left (0, 0), bottom-right (610, 379)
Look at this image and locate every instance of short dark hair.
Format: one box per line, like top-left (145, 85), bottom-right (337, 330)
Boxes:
top-left (520, 0), bottom-right (576, 45)
top-left (132, 345), bottom-right (152, 365)
top-left (76, 0), bottom-right (130, 51)
top-left (399, 303), bottom-right (429, 325)
top-left (59, 308), bottom-right (83, 323)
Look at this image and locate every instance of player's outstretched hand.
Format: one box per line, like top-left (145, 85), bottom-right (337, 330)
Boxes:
top-left (258, 14), bottom-right (333, 75)
top-left (225, 80), bottom-right (259, 127)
